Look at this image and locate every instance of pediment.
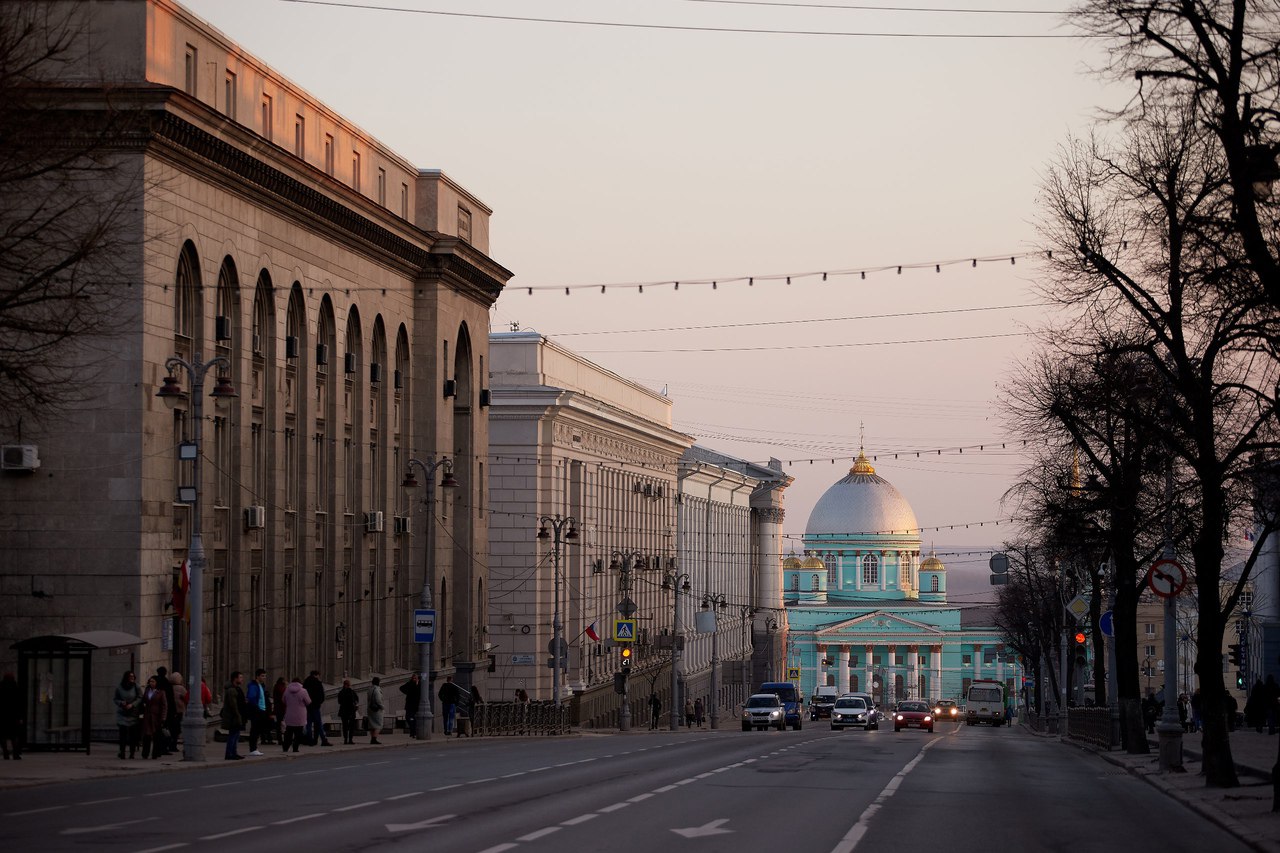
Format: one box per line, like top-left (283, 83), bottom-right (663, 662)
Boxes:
top-left (814, 610), bottom-right (945, 639)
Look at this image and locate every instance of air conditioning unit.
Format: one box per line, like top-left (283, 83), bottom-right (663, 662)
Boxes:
top-left (215, 315), bottom-right (232, 341)
top-left (364, 511), bottom-right (384, 533)
top-left (1, 444), bottom-right (39, 471)
top-left (316, 343), bottom-right (329, 365)
top-left (285, 335), bottom-right (299, 359)
top-left (392, 515), bottom-right (410, 535)
top-left (344, 352), bottom-right (357, 375)
top-left (244, 505), bottom-right (266, 529)
top-left (369, 362), bottom-right (383, 384)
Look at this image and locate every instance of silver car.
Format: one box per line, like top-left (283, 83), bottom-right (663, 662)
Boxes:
top-left (831, 696), bottom-right (877, 730)
top-left (741, 693), bottom-right (786, 731)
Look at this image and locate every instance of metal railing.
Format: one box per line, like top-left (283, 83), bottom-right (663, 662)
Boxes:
top-left (469, 701), bottom-right (571, 737)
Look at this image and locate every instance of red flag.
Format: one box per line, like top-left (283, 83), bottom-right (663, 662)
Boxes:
top-left (172, 559), bottom-right (190, 624)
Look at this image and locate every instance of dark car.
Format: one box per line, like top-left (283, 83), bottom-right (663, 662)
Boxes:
top-left (932, 699), bottom-right (959, 721)
top-left (893, 700), bottom-right (935, 733)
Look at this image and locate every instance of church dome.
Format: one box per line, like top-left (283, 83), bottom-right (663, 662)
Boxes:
top-left (783, 556), bottom-right (804, 569)
top-left (801, 555), bottom-right (826, 569)
top-left (920, 554), bottom-right (945, 573)
top-left (805, 452), bottom-right (919, 538)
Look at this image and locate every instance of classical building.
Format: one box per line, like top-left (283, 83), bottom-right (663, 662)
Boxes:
top-left (0, 0), bottom-right (508, 736)
top-left (486, 333), bottom-right (789, 727)
top-left (785, 453), bottom-right (1020, 707)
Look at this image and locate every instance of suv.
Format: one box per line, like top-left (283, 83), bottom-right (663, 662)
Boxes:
top-left (741, 693), bottom-right (786, 731)
top-left (810, 686), bottom-right (839, 720)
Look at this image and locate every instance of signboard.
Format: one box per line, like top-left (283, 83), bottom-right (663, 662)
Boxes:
top-left (787, 667), bottom-right (800, 681)
top-left (1147, 558), bottom-right (1186, 599)
top-left (1099, 610), bottom-right (1114, 638)
top-left (510, 654), bottom-right (534, 665)
top-left (414, 609), bottom-right (436, 643)
top-left (1066, 594), bottom-right (1090, 622)
top-left (614, 619), bottom-right (636, 642)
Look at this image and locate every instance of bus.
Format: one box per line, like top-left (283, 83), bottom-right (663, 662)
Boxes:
top-left (966, 679), bottom-right (1007, 726)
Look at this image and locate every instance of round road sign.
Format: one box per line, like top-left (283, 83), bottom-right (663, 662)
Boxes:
top-left (1147, 558), bottom-right (1186, 599)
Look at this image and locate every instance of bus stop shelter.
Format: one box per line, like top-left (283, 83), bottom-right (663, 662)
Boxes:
top-left (10, 631), bottom-right (144, 753)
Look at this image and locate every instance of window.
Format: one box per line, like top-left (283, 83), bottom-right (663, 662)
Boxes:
top-left (295, 115), bottom-right (306, 157)
top-left (184, 44), bottom-right (198, 95)
top-left (810, 574), bottom-right (820, 591)
top-left (324, 134), bottom-right (334, 174)
top-left (849, 655), bottom-right (859, 668)
top-left (224, 71), bottom-right (236, 119)
top-left (790, 575), bottom-right (799, 592)
top-left (894, 653), bottom-right (905, 665)
top-left (457, 206), bottom-right (472, 243)
top-left (377, 168), bottom-right (386, 206)
top-left (983, 650), bottom-right (996, 666)
top-left (861, 554), bottom-right (879, 586)
top-left (1144, 645), bottom-right (1156, 658)
top-left (962, 654), bottom-right (972, 666)
top-left (1144, 623), bottom-right (1156, 638)
top-left (352, 151), bottom-right (361, 192)
top-left (931, 576), bottom-right (940, 592)
top-left (400, 183), bottom-right (408, 218)
top-left (261, 94), bottom-right (273, 140)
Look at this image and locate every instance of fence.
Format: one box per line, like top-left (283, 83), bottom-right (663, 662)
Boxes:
top-left (469, 701), bottom-right (570, 737)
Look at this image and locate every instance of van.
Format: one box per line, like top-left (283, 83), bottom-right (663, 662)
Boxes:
top-left (810, 685), bottom-right (839, 720)
top-left (758, 681), bottom-right (803, 730)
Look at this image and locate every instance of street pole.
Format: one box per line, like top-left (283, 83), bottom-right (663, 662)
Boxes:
top-left (1157, 452), bottom-right (1184, 771)
top-left (157, 353), bottom-right (237, 763)
top-left (664, 571), bottom-right (690, 731)
top-left (403, 456), bottom-right (457, 740)
top-left (704, 593), bottom-right (726, 729)
top-left (538, 515), bottom-right (578, 706)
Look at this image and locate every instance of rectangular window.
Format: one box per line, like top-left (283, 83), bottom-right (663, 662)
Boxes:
top-left (849, 656), bottom-right (859, 668)
top-left (1144, 645), bottom-right (1157, 658)
top-left (983, 650), bottom-right (996, 666)
top-left (894, 653), bottom-right (904, 666)
top-left (295, 114), bottom-right (306, 157)
top-left (261, 94), bottom-right (273, 140)
top-left (223, 71), bottom-right (236, 119)
top-left (352, 151), bottom-right (361, 192)
top-left (184, 44), bottom-right (198, 95)
top-left (1144, 623), bottom-right (1156, 638)
top-left (324, 134), bottom-right (334, 174)
top-left (400, 183), bottom-right (408, 218)
top-left (377, 168), bottom-right (387, 206)
top-left (457, 206), bottom-right (472, 243)
top-left (962, 654), bottom-right (972, 666)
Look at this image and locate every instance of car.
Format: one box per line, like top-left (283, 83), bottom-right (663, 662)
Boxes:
top-left (932, 699), bottom-right (959, 721)
top-left (830, 696), bottom-right (875, 730)
top-left (810, 685), bottom-right (839, 720)
top-left (894, 700), bottom-right (935, 733)
top-left (843, 692), bottom-right (882, 727)
top-left (741, 693), bottom-right (786, 731)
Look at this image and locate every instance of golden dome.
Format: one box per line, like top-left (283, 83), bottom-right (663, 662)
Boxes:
top-left (850, 451), bottom-right (876, 476)
top-left (783, 556), bottom-right (804, 569)
top-left (801, 555), bottom-right (826, 569)
top-left (920, 554), bottom-right (945, 572)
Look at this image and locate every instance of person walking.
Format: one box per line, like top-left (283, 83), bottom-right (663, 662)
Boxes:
top-left (245, 669), bottom-right (269, 755)
top-left (200, 677), bottom-right (213, 717)
top-left (438, 675), bottom-right (460, 736)
top-left (140, 675), bottom-right (168, 760)
top-left (337, 678), bottom-right (360, 744)
top-left (399, 672), bottom-right (421, 738)
top-left (367, 677), bottom-right (385, 744)
top-left (221, 671), bottom-right (246, 760)
top-left (649, 693), bottom-right (661, 730)
top-left (167, 672), bottom-right (188, 752)
top-left (1190, 688), bottom-right (1203, 733)
top-left (685, 698), bottom-right (695, 728)
top-left (694, 697), bottom-right (705, 728)
top-left (113, 671), bottom-right (142, 759)
top-left (303, 670), bottom-right (332, 746)
top-left (154, 666), bottom-right (176, 756)
top-left (0, 672), bottom-right (23, 761)
top-left (280, 677), bottom-right (310, 753)
top-left (271, 676), bottom-right (288, 743)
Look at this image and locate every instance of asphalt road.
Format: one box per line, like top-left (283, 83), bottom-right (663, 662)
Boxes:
top-left (0, 722), bottom-right (1252, 853)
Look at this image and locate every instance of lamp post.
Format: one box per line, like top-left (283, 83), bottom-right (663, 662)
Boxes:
top-left (662, 570), bottom-right (691, 730)
top-left (537, 515), bottom-right (578, 706)
top-left (402, 455), bottom-right (457, 740)
top-left (157, 353), bottom-right (237, 762)
top-left (609, 550), bottom-right (643, 730)
top-left (703, 593), bottom-right (726, 728)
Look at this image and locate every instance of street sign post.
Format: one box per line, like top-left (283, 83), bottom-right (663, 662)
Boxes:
top-left (1147, 559), bottom-right (1186, 599)
top-left (613, 619), bottom-right (636, 642)
top-left (414, 609), bottom-right (435, 643)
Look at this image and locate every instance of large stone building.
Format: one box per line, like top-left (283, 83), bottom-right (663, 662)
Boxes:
top-left (486, 332), bottom-right (790, 727)
top-left (0, 0), bottom-right (508, 737)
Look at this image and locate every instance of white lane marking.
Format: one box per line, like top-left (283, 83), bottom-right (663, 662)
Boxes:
top-left (431, 784), bottom-right (463, 791)
top-left (517, 827), bottom-right (561, 841)
top-left (294, 769), bottom-right (328, 775)
top-left (469, 776), bottom-right (497, 784)
top-left (6, 805), bottom-right (66, 816)
top-left (527, 765), bottom-right (552, 772)
top-left (628, 793), bottom-right (654, 802)
top-left (561, 814), bottom-right (598, 826)
top-left (501, 772), bottom-right (525, 778)
top-left (475, 845), bottom-right (519, 853)
top-left (249, 775), bottom-right (285, 782)
top-left (61, 817), bottom-right (157, 835)
top-left (598, 802), bottom-right (631, 813)
top-left (201, 781), bottom-right (238, 789)
top-left (136, 844), bottom-right (188, 853)
top-left (271, 813), bottom-right (325, 825)
top-left (334, 801), bottom-right (378, 812)
top-left (653, 785), bottom-right (678, 793)
top-left (199, 826), bottom-right (262, 840)
top-left (829, 740), bottom-right (936, 853)
top-left (78, 797), bottom-right (129, 805)
top-left (145, 788), bottom-right (192, 797)
top-left (362, 761), bottom-right (391, 767)
top-left (386, 791), bottom-right (424, 801)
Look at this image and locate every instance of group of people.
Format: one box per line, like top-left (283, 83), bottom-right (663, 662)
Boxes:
top-left (646, 694), bottom-right (707, 729)
top-left (1244, 675), bottom-right (1280, 733)
top-left (112, 667), bottom-right (208, 759)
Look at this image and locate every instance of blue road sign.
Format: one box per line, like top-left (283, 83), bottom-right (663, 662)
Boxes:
top-left (1099, 610), bottom-right (1114, 638)
top-left (414, 609), bottom-right (435, 643)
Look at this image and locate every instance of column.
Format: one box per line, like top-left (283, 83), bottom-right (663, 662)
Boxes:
top-left (838, 645), bottom-right (850, 692)
top-left (931, 645), bottom-right (942, 701)
top-left (864, 644), bottom-right (874, 699)
top-left (908, 645), bottom-right (919, 699)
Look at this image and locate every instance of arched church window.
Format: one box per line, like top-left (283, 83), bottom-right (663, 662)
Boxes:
top-left (931, 576), bottom-right (940, 592)
top-left (861, 554), bottom-right (879, 585)
top-left (790, 574), bottom-right (799, 592)
top-left (811, 574), bottom-right (820, 591)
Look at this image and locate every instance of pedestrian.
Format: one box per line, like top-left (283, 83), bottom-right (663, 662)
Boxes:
top-left (167, 671), bottom-right (188, 752)
top-left (221, 670), bottom-right (246, 760)
top-left (1141, 694), bottom-right (1156, 734)
top-left (0, 672), bottom-right (23, 760)
top-left (154, 666), bottom-right (175, 756)
top-left (649, 693), bottom-right (661, 730)
top-left (1190, 688), bottom-right (1202, 733)
top-left (271, 676), bottom-right (288, 743)
top-left (1177, 693), bottom-right (1189, 732)
top-left (140, 675), bottom-right (168, 760)
top-left (245, 669), bottom-right (269, 755)
top-left (399, 672), bottom-right (421, 738)
top-left (113, 670), bottom-right (142, 759)
top-left (438, 675), bottom-right (460, 736)
top-left (303, 670), bottom-right (332, 746)
top-left (280, 677), bottom-right (309, 753)
top-left (367, 677), bottom-right (385, 744)
top-left (685, 698), bottom-right (695, 728)
top-left (200, 676), bottom-right (213, 716)
top-left (694, 697), bottom-right (705, 727)
top-left (337, 678), bottom-right (359, 744)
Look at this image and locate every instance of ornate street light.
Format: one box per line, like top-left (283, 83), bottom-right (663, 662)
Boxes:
top-left (537, 514), bottom-right (577, 706)
top-left (662, 569), bottom-right (691, 730)
top-left (702, 592), bottom-right (727, 728)
top-left (157, 353), bottom-right (237, 762)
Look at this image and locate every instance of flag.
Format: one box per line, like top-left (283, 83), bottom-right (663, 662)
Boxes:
top-left (586, 621), bottom-right (601, 642)
top-left (1244, 527), bottom-right (1257, 543)
top-left (173, 558), bottom-right (191, 624)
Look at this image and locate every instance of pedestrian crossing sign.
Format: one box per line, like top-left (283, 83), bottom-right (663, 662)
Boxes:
top-left (614, 619), bottom-right (636, 642)
top-left (787, 667), bottom-right (800, 681)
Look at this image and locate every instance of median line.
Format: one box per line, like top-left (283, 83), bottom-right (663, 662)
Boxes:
top-left (516, 827), bottom-right (561, 842)
top-left (386, 791), bottom-right (424, 801)
top-left (561, 814), bottom-right (598, 826)
top-left (271, 813), bottom-right (325, 825)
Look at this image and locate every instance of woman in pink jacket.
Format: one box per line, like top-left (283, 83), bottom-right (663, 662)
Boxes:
top-left (280, 677), bottom-right (310, 753)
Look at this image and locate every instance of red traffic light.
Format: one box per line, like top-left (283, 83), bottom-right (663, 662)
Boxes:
top-left (1074, 631), bottom-right (1087, 645)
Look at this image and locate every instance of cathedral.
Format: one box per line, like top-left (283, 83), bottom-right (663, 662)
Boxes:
top-left (783, 453), bottom-right (1021, 708)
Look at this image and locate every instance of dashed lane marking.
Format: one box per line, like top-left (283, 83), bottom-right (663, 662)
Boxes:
top-left (199, 826), bottom-right (262, 841)
top-left (598, 802), bottom-right (631, 813)
top-left (386, 791), bottom-right (424, 801)
top-left (270, 813), bottom-right (325, 826)
top-left (561, 814), bottom-right (598, 826)
top-left (516, 827), bottom-right (561, 841)
top-left (334, 801), bottom-right (379, 812)
top-left (79, 797), bottom-right (128, 805)
top-left (5, 806), bottom-right (66, 816)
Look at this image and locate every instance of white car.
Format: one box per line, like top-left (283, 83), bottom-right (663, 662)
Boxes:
top-left (830, 696), bottom-right (875, 730)
top-left (741, 693), bottom-right (786, 731)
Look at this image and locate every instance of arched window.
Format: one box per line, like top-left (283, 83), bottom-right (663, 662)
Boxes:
top-left (790, 574), bottom-right (800, 592)
top-left (861, 554), bottom-right (879, 585)
top-left (931, 576), bottom-right (940, 592)
top-left (811, 574), bottom-right (821, 591)
top-left (175, 242), bottom-right (200, 340)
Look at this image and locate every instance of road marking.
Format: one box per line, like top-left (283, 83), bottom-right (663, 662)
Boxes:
top-left (527, 765), bottom-right (551, 772)
top-left (475, 845), bottom-right (518, 853)
top-left (145, 788), bottom-right (191, 797)
top-left (517, 827), bottom-right (561, 841)
top-left (334, 801), bottom-right (378, 812)
top-left (598, 802), bottom-right (631, 813)
top-left (653, 785), bottom-right (678, 792)
top-left (362, 761), bottom-right (391, 767)
top-left (271, 813), bottom-right (325, 825)
top-left (61, 817), bottom-right (156, 835)
top-left (6, 805), bottom-right (66, 816)
top-left (199, 826), bottom-right (262, 840)
top-left (469, 777), bottom-right (497, 784)
top-left (561, 814), bottom-right (598, 826)
top-left (79, 797), bottom-right (129, 805)
top-left (294, 769), bottom-right (328, 775)
top-left (386, 791), bottom-right (424, 801)
top-left (628, 793), bottom-right (654, 802)
top-left (248, 775), bottom-right (285, 782)
top-left (136, 844), bottom-right (188, 853)
top-left (829, 740), bottom-right (936, 853)
top-left (431, 784), bottom-right (463, 791)
top-left (387, 815), bottom-right (455, 832)
top-left (672, 818), bottom-right (732, 838)
top-left (501, 772), bottom-right (525, 778)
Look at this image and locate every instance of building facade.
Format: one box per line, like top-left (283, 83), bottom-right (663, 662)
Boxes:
top-left (0, 0), bottom-right (508, 732)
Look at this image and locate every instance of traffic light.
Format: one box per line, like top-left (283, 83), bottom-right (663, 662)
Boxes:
top-left (1236, 671), bottom-right (1245, 690)
top-left (1227, 644), bottom-right (1243, 668)
top-left (1073, 631), bottom-right (1087, 667)
top-left (620, 646), bottom-right (633, 674)
top-left (1074, 631), bottom-right (1087, 647)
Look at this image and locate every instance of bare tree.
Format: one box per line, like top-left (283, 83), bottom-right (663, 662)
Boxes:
top-left (0, 3), bottom-right (139, 433)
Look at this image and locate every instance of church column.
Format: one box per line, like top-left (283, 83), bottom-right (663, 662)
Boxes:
top-left (887, 644), bottom-right (898, 703)
top-left (931, 645), bottom-right (942, 701)
top-left (880, 551), bottom-right (887, 592)
top-left (864, 644), bottom-right (874, 701)
top-left (908, 644), bottom-right (919, 699)
top-left (854, 551), bottom-right (863, 592)
top-left (838, 645), bottom-right (850, 693)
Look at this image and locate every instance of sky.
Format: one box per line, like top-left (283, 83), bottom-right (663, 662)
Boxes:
top-left (183, 0), bottom-right (1127, 590)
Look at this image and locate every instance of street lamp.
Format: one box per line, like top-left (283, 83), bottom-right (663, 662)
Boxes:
top-left (702, 593), bottom-right (726, 728)
top-left (536, 514), bottom-right (578, 706)
top-left (157, 352), bottom-right (237, 762)
top-left (662, 570), bottom-right (691, 730)
top-left (402, 455), bottom-right (457, 740)
top-left (609, 550), bottom-right (644, 730)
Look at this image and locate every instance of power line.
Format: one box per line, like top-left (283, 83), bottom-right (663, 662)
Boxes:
top-left (686, 0), bottom-right (1064, 13)
top-left (578, 331), bottom-right (1028, 354)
